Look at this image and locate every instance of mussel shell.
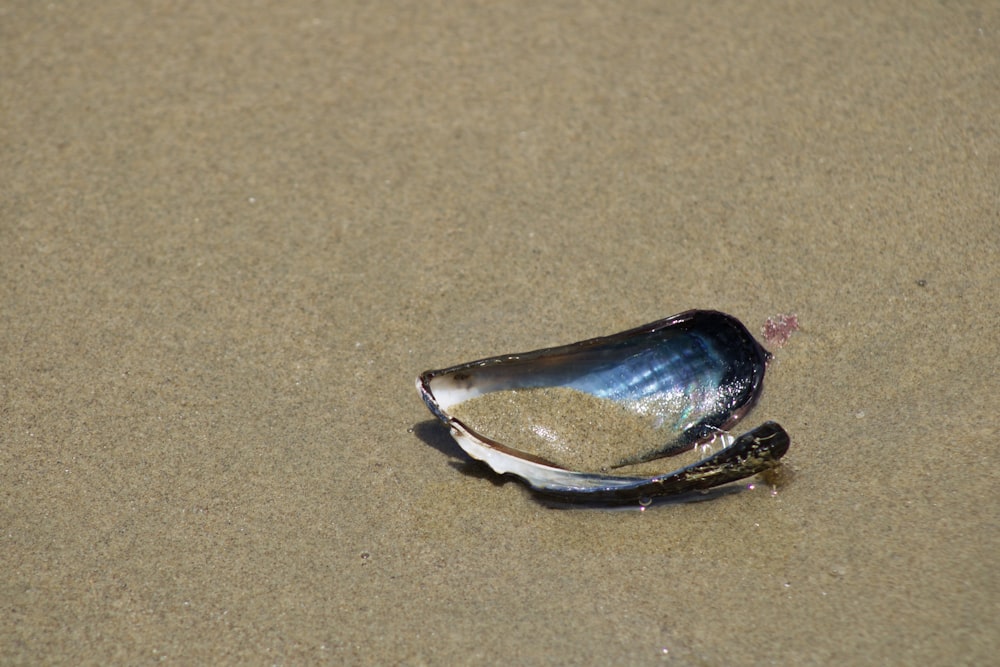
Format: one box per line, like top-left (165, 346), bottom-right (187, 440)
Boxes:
top-left (416, 310), bottom-right (788, 502)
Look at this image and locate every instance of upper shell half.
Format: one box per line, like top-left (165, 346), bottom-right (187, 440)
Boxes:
top-left (416, 310), bottom-right (789, 503)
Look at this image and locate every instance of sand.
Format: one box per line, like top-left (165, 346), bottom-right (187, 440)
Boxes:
top-left (451, 384), bottom-right (790, 489)
top-left (451, 386), bottom-right (694, 472)
top-left (2, 1), bottom-right (997, 664)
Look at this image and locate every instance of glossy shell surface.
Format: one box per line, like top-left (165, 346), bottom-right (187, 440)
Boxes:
top-left (416, 310), bottom-right (789, 503)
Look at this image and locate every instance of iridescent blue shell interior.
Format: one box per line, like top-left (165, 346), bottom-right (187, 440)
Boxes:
top-left (420, 310), bottom-right (770, 458)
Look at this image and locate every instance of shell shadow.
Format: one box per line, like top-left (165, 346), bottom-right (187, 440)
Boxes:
top-left (535, 484), bottom-right (742, 510)
top-left (410, 419), bottom-right (509, 486)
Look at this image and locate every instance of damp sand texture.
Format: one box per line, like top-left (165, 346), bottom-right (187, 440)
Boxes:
top-left (449, 386), bottom-right (699, 473)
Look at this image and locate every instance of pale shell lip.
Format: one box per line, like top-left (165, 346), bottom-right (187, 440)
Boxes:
top-left (416, 310), bottom-right (790, 504)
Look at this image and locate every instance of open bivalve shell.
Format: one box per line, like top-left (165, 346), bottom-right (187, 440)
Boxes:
top-left (416, 310), bottom-right (790, 504)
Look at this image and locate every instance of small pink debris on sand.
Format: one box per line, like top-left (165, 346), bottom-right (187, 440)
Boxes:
top-left (762, 313), bottom-right (799, 348)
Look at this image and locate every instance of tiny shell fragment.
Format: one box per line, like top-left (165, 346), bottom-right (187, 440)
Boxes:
top-left (762, 313), bottom-right (799, 348)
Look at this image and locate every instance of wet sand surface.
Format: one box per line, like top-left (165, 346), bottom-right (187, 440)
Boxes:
top-left (2, 2), bottom-right (997, 664)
